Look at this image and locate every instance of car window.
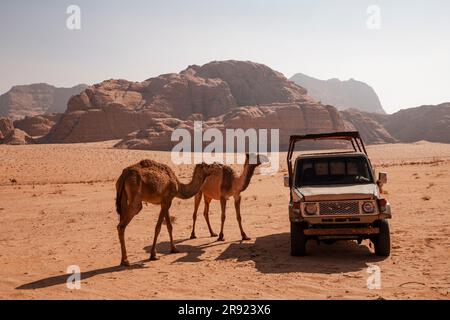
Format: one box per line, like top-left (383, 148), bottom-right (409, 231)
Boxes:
top-left (295, 156), bottom-right (373, 187)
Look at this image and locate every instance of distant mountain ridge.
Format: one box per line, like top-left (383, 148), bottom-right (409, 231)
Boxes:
top-left (290, 73), bottom-right (386, 114)
top-left (342, 103), bottom-right (450, 144)
top-left (1, 62), bottom-right (449, 147)
top-left (0, 83), bottom-right (87, 120)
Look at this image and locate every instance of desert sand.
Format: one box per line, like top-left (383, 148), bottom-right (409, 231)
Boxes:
top-left (0, 141), bottom-right (449, 299)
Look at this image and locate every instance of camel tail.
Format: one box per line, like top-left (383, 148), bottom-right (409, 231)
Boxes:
top-left (115, 172), bottom-right (127, 216)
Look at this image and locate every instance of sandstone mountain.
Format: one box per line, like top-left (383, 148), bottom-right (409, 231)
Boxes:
top-left (0, 117), bottom-right (14, 141)
top-left (340, 109), bottom-right (396, 144)
top-left (5, 61), bottom-right (448, 149)
top-left (45, 60), bottom-right (343, 145)
top-left (383, 103), bottom-right (450, 143)
top-left (13, 114), bottom-right (62, 137)
top-left (0, 83), bottom-right (87, 120)
top-left (115, 102), bottom-right (345, 151)
top-left (0, 117), bottom-right (34, 145)
top-left (290, 73), bottom-right (386, 114)
top-left (1, 128), bottom-right (34, 145)
top-left (341, 103), bottom-right (450, 144)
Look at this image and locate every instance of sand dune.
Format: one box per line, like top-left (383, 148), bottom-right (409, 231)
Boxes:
top-left (0, 141), bottom-right (449, 299)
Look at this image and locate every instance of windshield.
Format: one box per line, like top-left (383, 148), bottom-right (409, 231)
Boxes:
top-left (295, 156), bottom-right (373, 187)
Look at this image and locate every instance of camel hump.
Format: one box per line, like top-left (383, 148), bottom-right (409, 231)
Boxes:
top-left (139, 159), bottom-right (156, 167)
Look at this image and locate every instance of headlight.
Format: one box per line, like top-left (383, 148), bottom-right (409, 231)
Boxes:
top-left (362, 201), bottom-right (375, 213)
top-left (304, 203), bottom-right (318, 215)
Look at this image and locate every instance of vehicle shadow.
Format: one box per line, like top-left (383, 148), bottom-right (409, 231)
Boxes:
top-left (216, 232), bottom-right (388, 274)
top-left (16, 262), bottom-right (147, 290)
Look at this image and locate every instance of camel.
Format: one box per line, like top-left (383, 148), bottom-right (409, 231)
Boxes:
top-left (115, 159), bottom-right (216, 266)
top-left (190, 153), bottom-right (269, 241)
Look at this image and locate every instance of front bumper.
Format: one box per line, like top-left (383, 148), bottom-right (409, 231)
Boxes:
top-left (289, 202), bottom-right (392, 224)
top-left (303, 227), bottom-right (380, 236)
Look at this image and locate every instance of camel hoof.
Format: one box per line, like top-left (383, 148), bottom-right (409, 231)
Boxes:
top-left (242, 236), bottom-right (251, 241)
top-left (149, 254), bottom-right (159, 261)
top-left (217, 236), bottom-right (225, 242)
top-left (120, 259), bottom-right (130, 267)
top-left (190, 234), bottom-right (197, 239)
top-left (170, 247), bottom-right (180, 254)
top-left (210, 233), bottom-right (218, 237)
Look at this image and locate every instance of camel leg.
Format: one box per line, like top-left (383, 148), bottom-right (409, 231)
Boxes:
top-left (149, 202), bottom-right (170, 261)
top-left (117, 198), bottom-right (142, 267)
top-left (217, 197), bottom-right (227, 241)
top-left (234, 195), bottom-right (250, 240)
top-left (190, 192), bottom-right (202, 239)
top-left (163, 201), bottom-right (179, 254)
top-left (203, 195), bottom-right (217, 237)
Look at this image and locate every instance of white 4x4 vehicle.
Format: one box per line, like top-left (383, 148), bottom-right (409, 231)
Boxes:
top-left (285, 132), bottom-right (392, 256)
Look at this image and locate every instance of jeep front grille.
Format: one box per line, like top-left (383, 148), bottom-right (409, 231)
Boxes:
top-left (319, 201), bottom-right (360, 215)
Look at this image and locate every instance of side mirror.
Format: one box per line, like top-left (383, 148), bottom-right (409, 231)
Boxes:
top-left (284, 175), bottom-right (290, 188)
top-left (378, 172), bottom-right (387, 185)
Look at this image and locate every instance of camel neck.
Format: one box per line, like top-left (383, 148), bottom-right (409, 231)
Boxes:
top-left (237, 162), bottom-right (257, 192)
top-left (176, 168), bottom-right (204, 199)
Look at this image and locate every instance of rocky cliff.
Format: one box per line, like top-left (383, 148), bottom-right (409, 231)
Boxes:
top-left (0, 83), bottom-right (87, 120)
top-left (340, 103), bottom-right (450, 144)
top-left (340, 109), bottom-right (396, 144)
top-left (115, 101), bottom-right (346, 151)
top-left (290, 73), bottom-right (386, 114)
top-left (45, 60), bottom-right (329, 144)
top-left (0, 117), bottom-right (14, 141)
top-left (13, 114), bottom-right (62, 137)
top-left (383, 103), bottom-right (450, 143)
top-left (0, 117), bottom-right (34, 145)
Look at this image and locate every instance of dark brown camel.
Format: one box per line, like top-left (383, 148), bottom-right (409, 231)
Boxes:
top-left (115, 159), bottom-right (216, 266)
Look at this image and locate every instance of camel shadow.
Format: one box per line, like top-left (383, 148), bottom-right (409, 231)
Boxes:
top-left (16, 262), bottom-right (147, 290)
top-left (143, 237), bottom-right (233, 263)
top-left (216, 232), bottom-right (388, 274)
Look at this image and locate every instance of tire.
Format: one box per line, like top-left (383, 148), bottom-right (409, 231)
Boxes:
top-left (291, 222), bottom-right (307, 256)
top-left (373, 220), bottom-right (391, 256)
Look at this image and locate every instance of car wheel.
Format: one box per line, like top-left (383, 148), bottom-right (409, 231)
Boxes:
top-left (291, 222), bottom-right (307, 256)
top-left (373, 220), bottom-right (391, 256)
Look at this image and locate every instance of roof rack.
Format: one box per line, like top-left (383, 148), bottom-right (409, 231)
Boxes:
top-left (286, 131), bottom-right (368, 190)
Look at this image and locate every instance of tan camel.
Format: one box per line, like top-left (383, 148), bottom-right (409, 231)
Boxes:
top-left (190, 153), bottom-right (269, 241)
top-left (115, 159), bottom-right (216, 266)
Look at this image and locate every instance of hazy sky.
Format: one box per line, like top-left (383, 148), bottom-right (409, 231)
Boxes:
top-left (1, 0), bottom-right (449, 113)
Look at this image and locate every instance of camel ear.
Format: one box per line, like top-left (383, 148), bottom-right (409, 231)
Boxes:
top-left (247, 153), bottom-right (259, 164)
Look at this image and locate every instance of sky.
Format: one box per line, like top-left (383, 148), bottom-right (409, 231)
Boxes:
top-left (1, 0), bottom-right (449, 114)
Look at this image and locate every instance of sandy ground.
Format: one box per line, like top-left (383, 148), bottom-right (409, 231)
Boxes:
top-left (0, 141), bottom-right (449, 299)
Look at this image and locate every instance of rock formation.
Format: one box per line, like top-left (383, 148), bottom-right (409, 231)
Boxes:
top-left (13, 114), bottom-right (62, 137)
top-left (115, 101), bottom-right (346, 151)
top-left (290, 73), bottom-right (386, 114)
top-left (0, 117), bottom-right (14, 141)
top-left (340, 109), bottom-right (396, 144)
top-left (45, 61), bottom-right (312, 143)
top-left (383, 103), bottom-right (450, 143)
top-left (6, 61), bottom-right (447, 148)
top-left (0, 83), bottom-right (87, 120)
top-left (1, 129), bottom-right (35, 145)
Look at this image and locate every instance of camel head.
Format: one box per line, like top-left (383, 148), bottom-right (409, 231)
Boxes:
top-left (193, 162), bottom-right (218, 179)
top-left (245, 153), bottom-right (270, 167)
